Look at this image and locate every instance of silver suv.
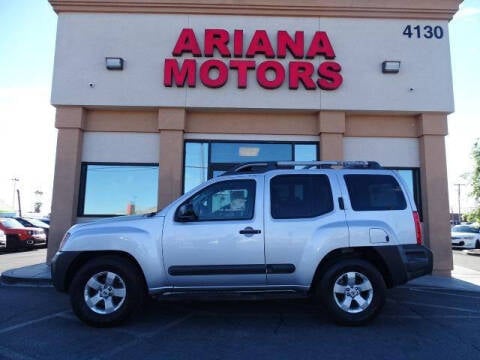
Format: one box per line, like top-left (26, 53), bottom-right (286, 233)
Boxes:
top-left (52, 161), bottom-right (432, 327)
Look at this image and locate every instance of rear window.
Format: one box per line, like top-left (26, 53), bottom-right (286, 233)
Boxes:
top-left (270, 175), bottom-right (333, 219)
top-left (344, 174), bottom-right (407, 211)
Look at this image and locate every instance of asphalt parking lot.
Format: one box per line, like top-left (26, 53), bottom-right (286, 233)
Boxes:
top-left (0, 284), bottom-right (479, 360)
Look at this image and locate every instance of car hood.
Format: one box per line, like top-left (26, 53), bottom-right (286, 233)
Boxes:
top-left (68, 214), bottom-right (157, 233)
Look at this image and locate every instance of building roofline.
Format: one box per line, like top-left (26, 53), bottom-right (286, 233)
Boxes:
top-left (48, 0), bottom-right (462, 20)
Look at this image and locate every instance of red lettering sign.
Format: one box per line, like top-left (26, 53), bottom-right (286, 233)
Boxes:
top-left (306, 31), bottom-right (336, 59)
top-left (277, 31), bottom-right (304, 59)
top-left (230, 60), bottom-right (256, 88)
top-left (289, 62), bottom-right (316, 90)
top-left (164, 59), bottom-right (196, 87)
top-left (257, 61), bottom-right (285, 89)
top-left (172, 28), bottom-right (202, 57)
top-left (200, 60), bottom-right (229, 88)
top-left (165, 28), bottom-right (342, 91)
top-left (204, 29), bottom-right (231, 57)
top-left (246, 30), bottom-right (275, 58)
top-left (317, 61), bottom-right (343, 90)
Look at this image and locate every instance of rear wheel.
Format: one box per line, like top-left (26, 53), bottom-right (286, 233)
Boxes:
top-left (316, 259), bottom-right (386, 326)
top-left (70, 256), bottom-right (145, 327)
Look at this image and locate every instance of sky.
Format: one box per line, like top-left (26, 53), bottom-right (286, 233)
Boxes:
top-left (0, 0), bottom-right (479, 216)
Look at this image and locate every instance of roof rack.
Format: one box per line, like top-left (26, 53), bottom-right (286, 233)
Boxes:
top-left (221, 161), bottom-right (382, 176)
top-left (221, 162), bottom-right (284, 176)
top-left (277, 161), bottom-right (382, 169)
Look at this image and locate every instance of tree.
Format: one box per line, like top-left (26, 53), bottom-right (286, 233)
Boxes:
top-left (33, 190), bottom-right (44, 213)
top-left (473, 140), bottom-right (480, 201)
top-left (465, 140), bottom-right (480, 224)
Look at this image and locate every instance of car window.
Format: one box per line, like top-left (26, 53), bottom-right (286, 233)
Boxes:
top-left (180, 180), bottom-right (256, 221)
top-left (25, 218), bottom-right (49, 228)
top-left (452, 225), bottom-right (479, 233)
top-left (270, 175), bottom-right (333, 219)
top-left (0, 218), bottom-right (25, 228)
top-left (344, 174), bottom-right (407, 211)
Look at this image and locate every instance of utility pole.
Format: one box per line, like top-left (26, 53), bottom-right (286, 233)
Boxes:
top-left (10, 178), bottom-right (19, 210)
top-left (17, 189), bottom-right (22, 217)
top-left (454, 183), bottom-right (466, 222)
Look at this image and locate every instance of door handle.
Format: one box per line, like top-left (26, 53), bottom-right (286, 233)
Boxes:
top-left (239, 227), bottom-right (261, 235)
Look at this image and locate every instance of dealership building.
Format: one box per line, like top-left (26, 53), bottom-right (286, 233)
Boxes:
top-left (47, 0), bottom-right (461, 275)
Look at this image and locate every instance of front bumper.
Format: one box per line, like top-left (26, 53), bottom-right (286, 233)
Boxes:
top-left (451, 239), bottom-right (476, 249)
top-left (51, 251), bottom-right (82, 292)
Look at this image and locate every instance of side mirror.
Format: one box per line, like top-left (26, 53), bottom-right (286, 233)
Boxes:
top-left (175, 203), bottom-right (197, 222)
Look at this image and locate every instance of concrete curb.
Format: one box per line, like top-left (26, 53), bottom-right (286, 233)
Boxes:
top-left (0, 263), bottom-right (52, 286)
top-left (465, 249), bottom-right (480, 256)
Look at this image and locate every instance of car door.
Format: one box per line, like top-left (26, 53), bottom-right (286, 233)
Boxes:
top-left (264, 171), bottom-right (349, 287)
top-left (162, 177), bottom-right (266, 287)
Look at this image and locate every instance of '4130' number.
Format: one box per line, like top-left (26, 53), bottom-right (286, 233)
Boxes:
top-left (403, 25), bottom-right (444, 39)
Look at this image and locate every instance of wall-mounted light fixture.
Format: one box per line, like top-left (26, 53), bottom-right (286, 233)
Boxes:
top-left (105, 57), bottom-right (124, 70)
top-left (382, 61), bottom-right (401, 74)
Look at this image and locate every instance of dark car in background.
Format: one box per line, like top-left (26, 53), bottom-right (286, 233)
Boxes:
top-left (0, 218), bottom-right (46, 250)
top-left (13, 217), bottom-right (49, 245)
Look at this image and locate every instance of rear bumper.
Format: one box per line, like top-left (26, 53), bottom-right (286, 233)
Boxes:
top-left (375, 244), bottom-right (433, 287)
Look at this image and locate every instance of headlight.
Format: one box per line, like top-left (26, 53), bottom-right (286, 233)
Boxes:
top-left (58, 232), bottom-right (71, 251)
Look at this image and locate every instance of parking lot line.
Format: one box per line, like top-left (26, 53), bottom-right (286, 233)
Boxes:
top-left (409, 287), bottom-right (480, 299)
top-left (0, 310), bottom-right (70, 335)
top-left (390, 299), bottom-right (480, 314)
top-left (91, 312), bottom-right (195, 359)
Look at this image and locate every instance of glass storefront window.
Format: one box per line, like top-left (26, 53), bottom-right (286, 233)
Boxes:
top-left (184, 140), bottom-right (318, 193)
top-left (79, 163), bottom-right (158, 216)
top-left (184, 142), bottom-right (209, 193)
top-left (294, 144), bottom-right (318, 162)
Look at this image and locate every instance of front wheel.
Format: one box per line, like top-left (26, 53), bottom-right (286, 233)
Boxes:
top-left (70, 256), bottom-right (146, 327)
top-left (316, 259), bottom-right (386, 326)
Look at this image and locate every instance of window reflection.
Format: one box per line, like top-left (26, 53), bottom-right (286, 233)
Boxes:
top-left (188, 180), bottom-right (256, 221)
top-left (81, 164), bottom-right (158, 216)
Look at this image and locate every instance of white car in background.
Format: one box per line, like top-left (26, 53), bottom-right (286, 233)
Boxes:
top-left (451, 225), bottom-right (480, 249)
top-left (0, 229), bottom-right (6, 249)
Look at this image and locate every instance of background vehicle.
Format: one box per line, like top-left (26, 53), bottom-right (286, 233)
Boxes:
top-left (52, 161), bottom-right (432, 327)
top-left (13, 217), bottom-right (49, 245)
top-left (0, 229), bottom-right (6, 249)
top-left (0, 217), bottom-right (46, 250)
top-left (451, 225), bottom-right (480, 249)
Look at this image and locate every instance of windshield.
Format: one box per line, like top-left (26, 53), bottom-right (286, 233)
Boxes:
top-left (25, 218), bottom-right (49, 228)
top-left (0, 218), bottom-right (25, 229)
top-left (452, 225), bottom-right (479, 234)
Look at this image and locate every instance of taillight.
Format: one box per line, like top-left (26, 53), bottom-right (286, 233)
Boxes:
top-left (413, 211), bottom-right (422, 245)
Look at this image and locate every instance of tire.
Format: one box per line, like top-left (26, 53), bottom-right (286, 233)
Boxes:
top-left (316, 259), bottom-right (386, 326)
top-left (475, 240), bottom-right (480, 249)
top-left (70, 256), bottom-right (146, 327)
top-left (6, 235), bottom-right (20, 251)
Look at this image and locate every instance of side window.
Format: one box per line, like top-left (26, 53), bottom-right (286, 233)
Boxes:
top-left (270, 175), bottom-right (333, 219)
top-left (178, 180), bottom-right (256, 221)
top-left (344, 174), bottom-right (407, 211)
